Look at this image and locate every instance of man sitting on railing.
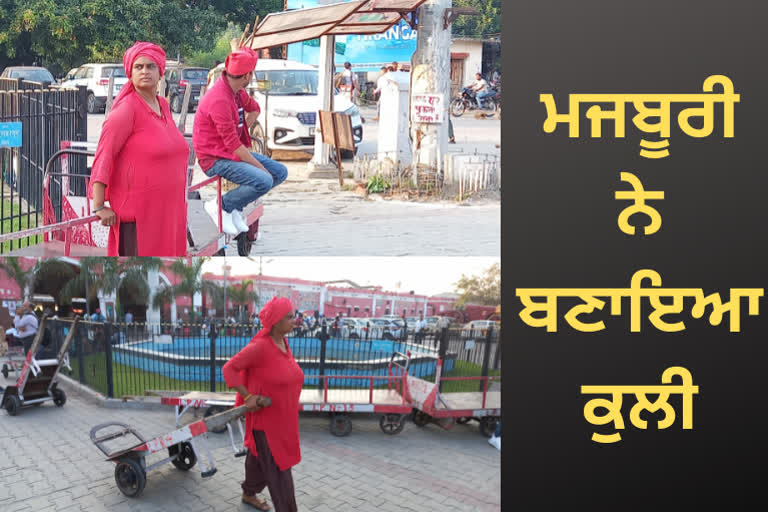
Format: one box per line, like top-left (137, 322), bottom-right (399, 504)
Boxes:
top-left (193, 47), bottom-right (287, 236)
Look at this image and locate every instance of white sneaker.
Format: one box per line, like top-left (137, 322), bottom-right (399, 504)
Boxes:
top-left (231, 210), bottom-right (249, 233)
top-left (204, 200), bottom-right (238, 236)
top-left (488, 435), bottom-right (501, 451)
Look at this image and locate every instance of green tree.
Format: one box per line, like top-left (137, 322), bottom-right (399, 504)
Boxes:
top-left (454, 263), bottom-right (500, 306)
top-left (59, 257), bottom-right (164, 319)
top-left (152, 258), bottom-right (219, 322)
top-left (451, 0), bottom-right (501, 39)
top-left (226, 279), bottom-right (258, 321)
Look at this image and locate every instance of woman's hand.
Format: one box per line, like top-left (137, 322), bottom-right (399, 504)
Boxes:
top-left (245, 395), bottom-right (271, 412)
top-left (96, 207), bottom-right (117, 227)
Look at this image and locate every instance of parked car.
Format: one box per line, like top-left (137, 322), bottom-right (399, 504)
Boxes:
top-left (208, 59), bottom-right (363, 157)
top-left (369, 318), bottom-right (403, 340)
top-left (425, 316), bottom-right (442, 331)
top-left (63, 68), bottom-right (79, 82)
top-left (340, 318), bottom-right (368, 339)
top-left (1, 66), bottom-right (56, 84)
top-left (60, 63), bottom-right (129, 113)
top-left (461, 320), bottom-right (499, 338)
top-left (163, 67), bottom-right (208, 113)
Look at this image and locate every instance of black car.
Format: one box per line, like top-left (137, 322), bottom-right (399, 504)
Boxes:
top-left (163, 67), bottom-right (208, 113)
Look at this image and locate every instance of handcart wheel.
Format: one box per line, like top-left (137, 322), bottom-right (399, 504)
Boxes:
top-left (114, 458), bottom-right (146, 498)
top-left (204, 406), bottom-right (230, 433)
top-left (456, 417), bottom-right (472, 425)
top-left (330, 414), bottom-right (353, 437)
top-left (216, 248), bottom-right (226, 256)
top-left (479, 416), bottom-right (499, 438)
top-left (169, 442), bottom-right (198, 471)
top-left (52, 388), bottom-right (66, 407)
top-left (237, 233), bottom-right (252, 256)
top-left (4, 395), bottom-right (21, 416)
top-left (379, 414), bottom-right (406, 435)
top-left (412, 409), bottom-right (432, 428)
top-left (2, 364), bottom-right (8, 379)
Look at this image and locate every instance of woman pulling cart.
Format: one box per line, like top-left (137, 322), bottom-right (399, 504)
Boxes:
top-left (222, 297), bottom-right (304, 511)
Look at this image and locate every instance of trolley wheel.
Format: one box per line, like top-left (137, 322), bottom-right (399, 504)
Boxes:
top-left (204, 406), bottom-right (229, 433)
top-left (114, 457), bottom-right (146, 498)
top-left (169, 442), bottom-right (198, 470)
top-left (4, 395), bottom-right (21, 416)
top-left (2, 364), bottom-right (8, 379)
top-left (412, 409), bottom-right (431, 428)
top-left (330, 414), bottom-right (352, 437)
top-left (379, 414), bottom-right (406, 435)
top-left (456, 416), bottom-right (472, 425)
top-left (52, 388), bottom-right (66, 407)
top-left (236, 233), bottom-right (252, 256)
top-left (479, 416), bottom-right (499, 438)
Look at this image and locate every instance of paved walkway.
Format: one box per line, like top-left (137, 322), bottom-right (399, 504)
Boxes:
top-left (0, 378), bottom-right (500, 511)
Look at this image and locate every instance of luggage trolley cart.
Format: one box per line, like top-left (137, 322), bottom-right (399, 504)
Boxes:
top-left (1, 315), bottom-right (80, 416)
top-left (298, 352), bottom-right (413, 437)
top-left (89, 401), bottom-right (268, 498)
top-left (2, 329), bottom-right (27, 379)
top-left (0, 139), bottom-right (265, 257)
top-left (402, 350), bottom-right (501, 437)
top-left (160, 391), bottom-right (239, 434)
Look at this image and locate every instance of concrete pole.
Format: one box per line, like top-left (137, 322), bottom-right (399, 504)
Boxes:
top-left (410, 0), bottom-right (452, 185)
top-left (309, 35), bottom-right (336, 172)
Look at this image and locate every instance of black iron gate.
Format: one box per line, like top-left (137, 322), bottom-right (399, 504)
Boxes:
top-left (0, 78), bottom-right (87, 253)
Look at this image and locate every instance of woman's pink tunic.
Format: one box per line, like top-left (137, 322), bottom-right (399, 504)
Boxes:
top-left (90, 91), bottom-right (189, 256)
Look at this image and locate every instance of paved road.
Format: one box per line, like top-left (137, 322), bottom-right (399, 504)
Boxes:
top-left (0, 378), bottom-right (501, 511)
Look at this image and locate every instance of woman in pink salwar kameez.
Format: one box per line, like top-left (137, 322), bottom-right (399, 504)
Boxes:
top-left (89, 42), bottom-right (189, 256)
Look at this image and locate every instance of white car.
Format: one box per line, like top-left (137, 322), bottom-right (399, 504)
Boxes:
top-left (461, 320), bottom-right (499, 337)
top-left (60, 63), bottom-right (130, 113)
top-left (209, 59), bottom-right (363, 155)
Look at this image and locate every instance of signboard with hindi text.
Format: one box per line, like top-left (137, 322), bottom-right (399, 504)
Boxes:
top-left (411, 93), bottom-right (444, 123)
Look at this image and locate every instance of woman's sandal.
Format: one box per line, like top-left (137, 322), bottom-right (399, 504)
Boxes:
top-left (242, 493), bottom-right (271, 511)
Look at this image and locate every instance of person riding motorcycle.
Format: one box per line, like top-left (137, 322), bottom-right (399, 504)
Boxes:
top-left (467, 72), bottom-right (492, 108)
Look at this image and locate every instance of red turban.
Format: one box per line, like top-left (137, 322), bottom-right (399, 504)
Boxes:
top-left (225, 48), bottom-right (259, 76)
top-left (257, 297), bottom-right (293, 336)
top-left (112, 41), bottom-right (167, 110)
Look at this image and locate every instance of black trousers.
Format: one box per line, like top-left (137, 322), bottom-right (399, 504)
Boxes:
top-left (242, 430), bottom-right (298, 512)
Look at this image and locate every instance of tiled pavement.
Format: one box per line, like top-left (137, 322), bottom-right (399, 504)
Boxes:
top-left (0, 380), bottom-right (500, 511)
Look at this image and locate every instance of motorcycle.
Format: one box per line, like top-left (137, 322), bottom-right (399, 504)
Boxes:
top-left (450, 86), bottom-right (498, 117)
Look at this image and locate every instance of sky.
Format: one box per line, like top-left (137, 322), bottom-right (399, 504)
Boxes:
top-left (201, 257), bottom-right (499, 297)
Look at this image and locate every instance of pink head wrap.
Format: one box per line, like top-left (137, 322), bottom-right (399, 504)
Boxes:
top-left (257, 297), bottom-right (294, 337)
top-left (111, 41), bottom-right (167, 110)
top-left (225, 47), bottom-right (259, 76)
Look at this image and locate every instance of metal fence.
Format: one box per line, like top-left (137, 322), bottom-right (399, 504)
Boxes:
top-left (42, 319), bottom-right (497, 399)
top-left (0, 78), bottom-right (87, 252)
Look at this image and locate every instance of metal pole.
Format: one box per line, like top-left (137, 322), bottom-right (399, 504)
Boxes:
top-left (84, 265), bottom-right (91, 319)
top-left (480, 325), bottom-right (493, 392)
top-left (318, 324), bottom-right (328, 390)
top-left (209, 322), bottom-right (217, 392)
top-left (104, 322), bottom-right (114, 398)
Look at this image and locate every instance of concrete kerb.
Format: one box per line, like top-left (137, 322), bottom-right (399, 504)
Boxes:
top-left (56, 373), bottom-right (168, 411)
